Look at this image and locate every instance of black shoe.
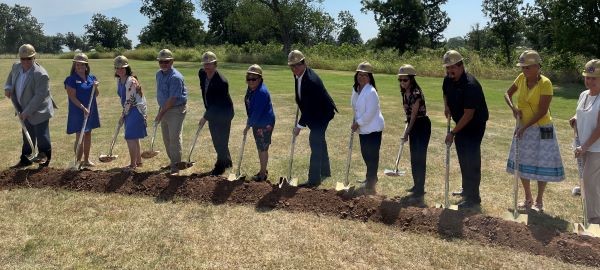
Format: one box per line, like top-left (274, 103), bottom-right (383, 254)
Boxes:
top-left (210, 167), bottom-right (225, 176)
top-left (251, 171), bottom-right (268, 182)
top-left (457, 200), bottom-right (479, 209)
top-left (405, 186), bottom-right (415, 193)
top-left (452, 188), bottom-right (464, 196)
top-left (298, 182), bottom-right (320, 188)
top-left (31, 153), bottom-right (48, 164)
top-left (10, 160), bottom-right (32, 169)
top-left (160, 165), bottom-right (171, 171)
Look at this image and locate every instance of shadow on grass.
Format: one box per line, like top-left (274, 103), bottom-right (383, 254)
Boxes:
top-left (210, 178), bottom-right (245, 204)
top-left (527, 210), bottom-right (571, 244)
top-left (255, 182), bottom-right (299, 212)
top-left (155, 175), bottom-right (186, 203)
top-left (379, 195), bottom-right (426, 225)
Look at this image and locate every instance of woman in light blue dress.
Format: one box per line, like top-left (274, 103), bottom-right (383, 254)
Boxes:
top-left (65, 53), bottom-right (101, 167)
top-left (114, 56), bottom-right (147, 170)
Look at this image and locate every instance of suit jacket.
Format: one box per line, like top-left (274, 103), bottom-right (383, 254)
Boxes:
top-left (295, 67), bottom-right (337, 128)
top-left (4, 62), bottom-right (56, 125)
top-left (198, 69), bottom-right (234, 122)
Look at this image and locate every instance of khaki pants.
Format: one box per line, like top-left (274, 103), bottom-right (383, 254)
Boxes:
top-left (584, 151), bottom-right (600, 222)
top-left (161, 105), bottom-right (186, 167)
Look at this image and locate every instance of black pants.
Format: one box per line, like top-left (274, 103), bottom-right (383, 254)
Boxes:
top-left (454, 122), bottom-right (486, 203)
top-left (22, 119), bottom-right (52, 164)
top-left (208, 119), bottom-right (232, 169)
top-left (408, 117), bottom-right (431, 195)
top-left (359, 131), bottom-right (382, 179)
top-left (307, 122), bottom-right (331, 184)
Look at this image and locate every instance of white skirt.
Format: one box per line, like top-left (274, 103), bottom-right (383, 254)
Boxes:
top-left (506, 124), bottom-right (565, 182)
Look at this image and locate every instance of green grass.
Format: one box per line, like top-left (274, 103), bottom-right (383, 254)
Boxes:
top-left (0, 58), bottom-right (587, 268)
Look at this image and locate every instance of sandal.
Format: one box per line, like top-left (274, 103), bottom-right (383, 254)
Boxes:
top-left (532, 202), bottom-right (544, 213)
top-left (517, 200), bottom-right (533, 210)
top-left (123, 165), bottom-right (136, 172)
top-left (82, 160), bottom-right (96, 167)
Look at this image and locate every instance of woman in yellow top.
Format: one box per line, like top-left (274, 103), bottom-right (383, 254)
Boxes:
top-left (504, 50), bottom-right (565, 212)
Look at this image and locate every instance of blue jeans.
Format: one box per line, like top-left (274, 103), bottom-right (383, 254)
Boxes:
top-left (22, 119), bottom-right (51, 163)
top-left (307, 122), bottom-right (331, 184)
top-left (408, 117), bottom-right (431, 195)
top-left (454, 122), bottom-right (486, 203)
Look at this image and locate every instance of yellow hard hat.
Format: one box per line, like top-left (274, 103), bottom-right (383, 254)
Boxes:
top-left (114, 55), bottom-right (129, 68)
top-left (18, 44), bottom-right (36, 58)
top-left (356, 61), bottom-right (374, 73)
top-left (157, 49), bottom-right (174, 61)
top-left (583, 59), bottom-right (600, 78)
top-left (442, 50), bottom-right (464, 67)
top-left (247, 64), bottom-right (263, 76)
top-left (201, 51), bottom-right (217, 64)
top-left (72, 53), bottom-right (89, 63)
top-left (397, 64), bottom-right (417, 76)
top-left (516, 50), bottom-right (541, 67)
top-left (287, 50), bottom-right (305, 66)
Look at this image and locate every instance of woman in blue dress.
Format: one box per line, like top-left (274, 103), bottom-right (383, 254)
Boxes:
top-left (114, 56), bottom-right (147, 170)
top-left (65, 53), bottom-right (101, 167)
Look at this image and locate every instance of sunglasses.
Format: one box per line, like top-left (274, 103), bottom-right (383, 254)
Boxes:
top-left (115, 67), bottom-right (125, 70)
top-left (289, 63), bottom-right (303, 68)
top-left (158, 60), bottom-right (171, 64)
top-left (398, 78), bottom-right (410, 82)
top-left (20, 57), bottom-right (33, 61)
top-left (246, 77), bottom-right (259, 82)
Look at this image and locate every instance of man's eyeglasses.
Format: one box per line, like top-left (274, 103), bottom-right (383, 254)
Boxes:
top-left (20, 57), bottom-right (33, 61)
top-left (398, 78), bottom-right (409, 82)
top-left (246, 77), bottom-right (259, 82)
top-left (289, 63), bottom-right (303, 69)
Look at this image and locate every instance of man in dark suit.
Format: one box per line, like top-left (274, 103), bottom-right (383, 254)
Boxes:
top-left (288, 50), bottom-right (338, 187)
top-left (198, 51), bottom-right (234, 175)
top-left (4, 44), bottom-right (56, 168)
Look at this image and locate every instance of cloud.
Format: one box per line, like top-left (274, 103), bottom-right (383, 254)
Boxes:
top-left (3, 0), bottom-right (137, 18)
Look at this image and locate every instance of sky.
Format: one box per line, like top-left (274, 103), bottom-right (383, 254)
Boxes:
top-left (4, 0), bottom-right (534, 47)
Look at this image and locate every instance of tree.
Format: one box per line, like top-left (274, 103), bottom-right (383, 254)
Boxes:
top-left (465, 23), bottom-right (500, 52)
top-left (336, 10), bottom-right (362, 45)
top-left (361, 0), bottom-right (426, 53)
top-left (139, 0), bottom-right (205, 47)
top-left (0, 3), bottom-right (46, 53)
top-left (446, 36), bottom-right (466, 49)
top-left (482, 0), bottom-right (523, 65)
top-left (85, 13), bottom-right (132, 49)
top-left (421, 0), bottom-right (450, 48)
top-left (198, 0), bottom-right (237, 44)
top-left (64, 32), bottom-right (88, 52)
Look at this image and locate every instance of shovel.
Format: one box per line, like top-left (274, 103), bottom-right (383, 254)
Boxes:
top-left (18, 117), bottom-right (37, 161)
top-left (141, 120), bottom-right (160, 159)
top-left (335, 130), bottom-right (355, 192)
top-left (572, 127), bottom-right (600, 236)
top-left (502, 121), bottom-right (528, 224)
top-left (436, 117), bottom-right (458, 210)
top-left (176, 120), bottom-right (205, 170)
top-left (69, 84), bottom-right (97, 170)
top-left (227, 131), bottom-right (248, 181)
top-left (279, 107), bottom-right (299, 188)
top-left (384, 123), bottom-right (408, 176)
top-left (99, 113), bottom-right (124, 163)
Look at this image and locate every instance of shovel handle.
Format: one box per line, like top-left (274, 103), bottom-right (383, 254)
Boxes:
top-left (287, 107), bottom-right (300, 181)
top-left (235, 132), bottom-right (247, 176)
top-left (512, 121), bottom-right (520, 218)
top-left (74, 84), bottom-right (97, 161)
top-left (573, 126), bottom-right (589, 228)
top-left (187, 121), bottom-right (205, 163)
top-left (19, 118), bottom-right (35, 153)
top-left (444, 117), bottom-right (451, 208)
top-left (343, 130), bottom-right (354, 186)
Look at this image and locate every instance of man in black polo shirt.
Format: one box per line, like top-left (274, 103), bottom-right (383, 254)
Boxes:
top-left (442, 50), bottom-right (489, 209)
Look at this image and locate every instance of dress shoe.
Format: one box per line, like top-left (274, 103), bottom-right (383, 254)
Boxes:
top-left (298, 182), bottom-right (320, 188)
top-left (251, 171), bottom-right (268, 182)
top-left (10, 160), bottom-right (32, 169)
top-left (31, 153), bottom-right (47, 164)
top-left (457, 200), bottom-right (479, 209)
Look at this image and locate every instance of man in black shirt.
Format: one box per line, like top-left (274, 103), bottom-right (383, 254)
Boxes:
top-left (442, 50), bottom-right (489, 209)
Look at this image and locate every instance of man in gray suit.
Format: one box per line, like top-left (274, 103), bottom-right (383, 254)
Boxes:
top-left (4, 44), bottom-right (56, 168)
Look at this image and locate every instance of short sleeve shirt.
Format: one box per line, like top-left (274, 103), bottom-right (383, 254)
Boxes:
top-left (402, 88), bottom-right (427, 121)
top-left (442, 72), bottom-right (489, 125)
top-left (514, 73), bottom-right (553, 125)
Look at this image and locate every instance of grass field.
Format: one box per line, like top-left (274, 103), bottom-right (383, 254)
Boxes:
top-left (0, 58), bottom-right (588, 268)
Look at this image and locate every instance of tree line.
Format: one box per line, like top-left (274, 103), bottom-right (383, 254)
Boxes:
top-left (0, 0), bottom-right (597, 67)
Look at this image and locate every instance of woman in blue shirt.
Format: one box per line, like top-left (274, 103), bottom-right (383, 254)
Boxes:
top-left (64, 53), bottom-right (100, 167)
top-left (243, 64), bottom-right (275, 181)
top-left (114, 56), bottom-right (147, 170)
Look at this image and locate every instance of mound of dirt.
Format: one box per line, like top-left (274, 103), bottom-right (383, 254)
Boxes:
top-left (0, 167), bottom-right (599, 267)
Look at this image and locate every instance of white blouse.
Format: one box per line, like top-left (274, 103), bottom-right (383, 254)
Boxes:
top-left (576, 89), bottom-right (600, 152)
top-left (351, 83), bottom-right (385, 134)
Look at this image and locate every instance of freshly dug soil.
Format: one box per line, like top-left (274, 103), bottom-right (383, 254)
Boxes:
top-left (0, 167), bottom-right (599, 267)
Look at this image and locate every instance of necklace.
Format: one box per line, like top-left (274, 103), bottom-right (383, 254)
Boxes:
top-left (583, 93), bottom-right (599, 111)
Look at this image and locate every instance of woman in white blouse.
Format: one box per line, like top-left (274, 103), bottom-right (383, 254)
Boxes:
top-left (351, 61), bottom-right (385, 195)
top-left (570, 59), bottom-right (600, 224)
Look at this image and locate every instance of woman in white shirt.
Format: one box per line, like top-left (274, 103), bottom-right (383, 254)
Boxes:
top-left (351, 62), bottom-right (385, 195)
top-left (570, 59), bottom-right (600, 224)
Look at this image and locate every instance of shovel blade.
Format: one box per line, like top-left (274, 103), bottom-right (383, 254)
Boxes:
top-left (227, 173), bottom-right (246, 181)
top-left (278, 177), bottom-right (298, 188)
top-left (98, 155), bottom-right (117, 163)
top-left (435, 202), bottom-right (458, 210)
top-left (502, 211), bottom-right (528, 224)
top-left (384, 168), bottom-right (406, 176)
top-left (574, 223), bottom-right (600, 237)
top-left (141, 151), bottom-right (159, 159)
top-left (335, 181), bottom-right (352, 191)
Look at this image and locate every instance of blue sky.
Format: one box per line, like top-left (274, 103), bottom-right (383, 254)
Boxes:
top-left (5, 0), bottom-right (533, 47)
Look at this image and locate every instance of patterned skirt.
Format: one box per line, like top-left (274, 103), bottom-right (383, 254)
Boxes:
top-left (506, 124), bottom-right (565, 182)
